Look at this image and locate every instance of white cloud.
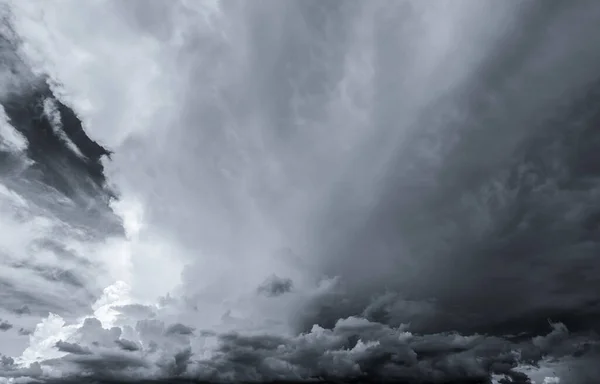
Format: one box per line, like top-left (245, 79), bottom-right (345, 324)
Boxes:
top-left (0, 105), bottom-right (27, 153)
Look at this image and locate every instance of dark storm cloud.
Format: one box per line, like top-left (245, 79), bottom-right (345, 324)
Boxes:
top-left (165, 323), bottom-right (195, 336)
top-left (257, 275), bottom-right (294, 297)
top-left (2, 1), bottom-right (600, 383)
top-left (0, 319), bottom-right (13, 331)
top-left (0, 51), bottom-right (114, 201)
top-left (0, 355), bottom-right (14, 368)
top-left (189, 320), bottom-right (597, 383)
top-left (55, 340), bottom-right (92, 355)
top-left (361, 293), bottom-right (439, 330)
top-left (1, 314), bottom-right (596, 383)
top-left (0, 83), bottom-right (115, 208)
top-left (115, 338), bottom-right (141, 352)
top-left (45, 351), bottom-right (149, 376)
top-left (160, 347), bottom-right (193, 377)
top-left (301, 0), bottom-right (600, 341)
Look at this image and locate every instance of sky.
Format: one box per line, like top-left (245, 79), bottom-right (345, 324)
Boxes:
top-left (1, 1), bottom-right (600, 383)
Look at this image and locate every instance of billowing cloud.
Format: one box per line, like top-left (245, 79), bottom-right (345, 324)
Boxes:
top-left (2, 313), bottom-right (599, 383)
top-left (114, 338), bottom-right (140, 352)
top-left (54, 341), bottom-right (92, 356)
top-left (165, 323), bottom-right (195, 336)
top-left (1, 1), bottom-right (600, 383)
top-left (257, 275), bottom-right (294, 297)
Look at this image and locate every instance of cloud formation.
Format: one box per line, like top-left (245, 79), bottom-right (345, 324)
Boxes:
top-left (2, 1), bottom-right (600, 383)
top-left (0, 321), bottom-right (12, 332)
top-left (2, 313), bottom-right (599, 383)
top-left (257, 275), bottom-right (294, 298)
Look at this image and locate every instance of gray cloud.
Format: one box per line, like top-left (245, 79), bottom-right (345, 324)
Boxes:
top-left (2, 316), bottom-right (594, 383)
top-left (0, 320), bottom-right (13, 331)
top-left (0, 353), bottom-right (43, 380)
top-left (44, 351), bottom-right (149, 377)
top-left (114, 339), bottom-right (140, 352)
top-left (2, 1), bottom-right (600, 383)
top-left (257, 275), bottom-right (294, 297)
top-left (55, 341), bottom-right (92, 355)
top-left (165, 323), bottom-right (195, 337)
top-left (303, 0), bottom-right (600, 339)
top-left (112, 304), bottom-right (156, 319)
top-left (14, 305), bottom-right (30, 316)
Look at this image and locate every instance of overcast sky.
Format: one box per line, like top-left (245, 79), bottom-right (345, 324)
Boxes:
top-left (1, 1), bottom-right (600, 383)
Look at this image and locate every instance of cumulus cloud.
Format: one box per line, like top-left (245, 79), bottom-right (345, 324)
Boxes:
top-left (2, 314), bottom-right (599, 383)
top-left (0, 354), bottom-right (42, 381)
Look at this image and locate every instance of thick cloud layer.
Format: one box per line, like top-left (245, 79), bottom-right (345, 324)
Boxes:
top-left (2, 312), bottom-right (600, 383)
top-left (1, 1), bottom-right (600, 383)
top-left (302, 1), bottom-right (600, 336)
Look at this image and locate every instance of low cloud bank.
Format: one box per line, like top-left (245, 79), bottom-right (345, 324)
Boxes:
top-left (2, 308), bottom-right (598, 383)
